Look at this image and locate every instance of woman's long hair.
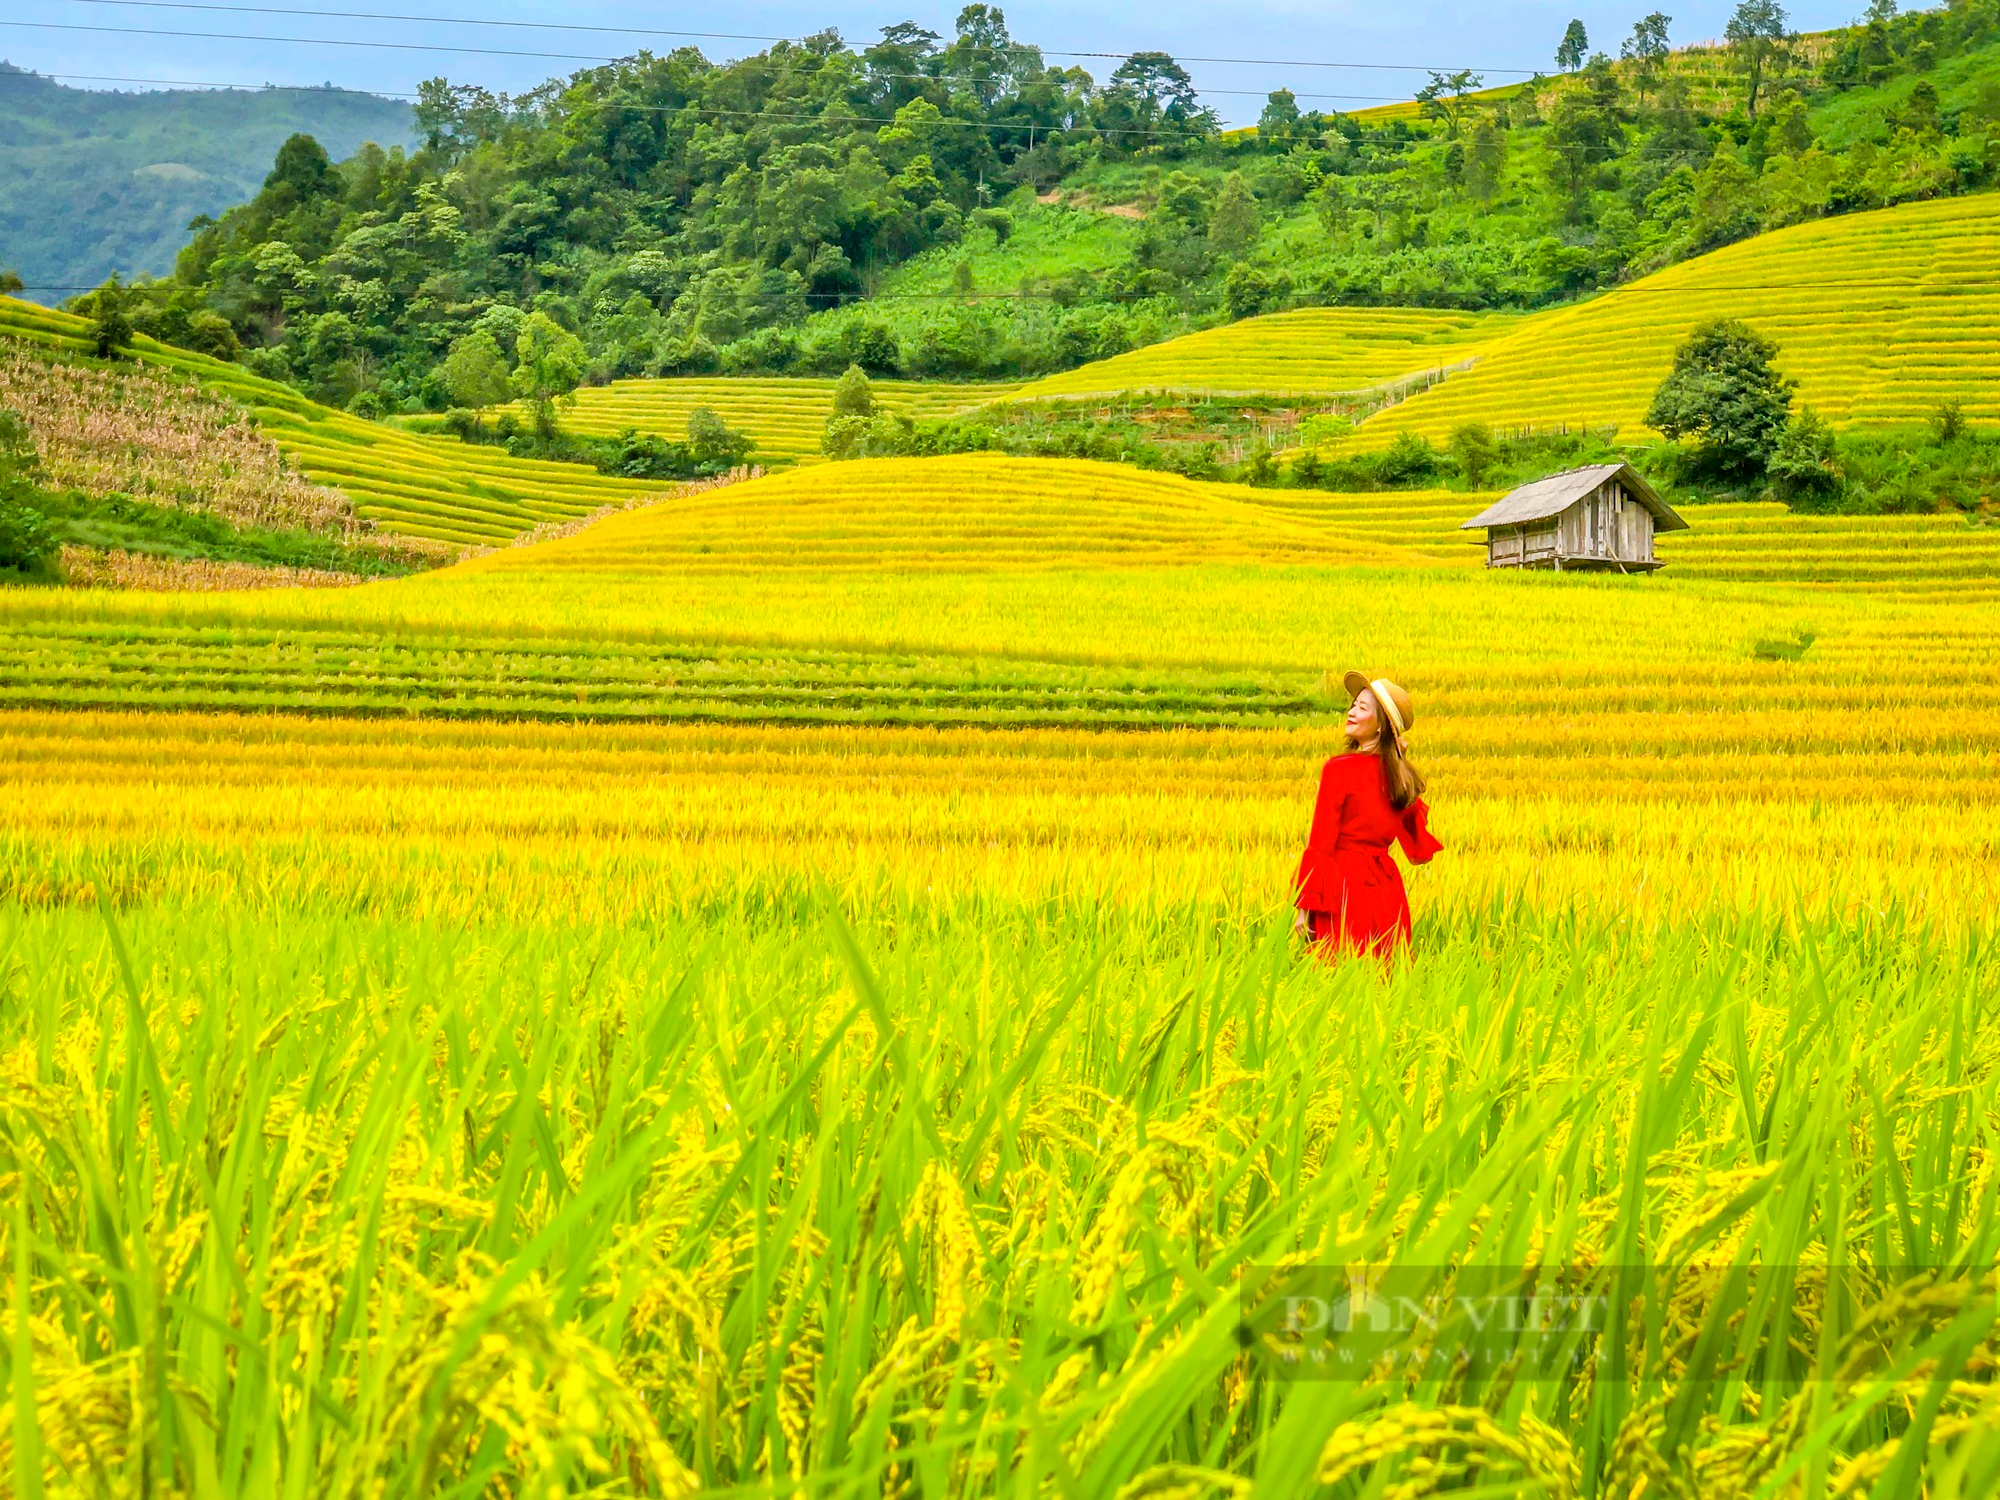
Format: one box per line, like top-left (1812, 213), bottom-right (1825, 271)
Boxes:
top-left (1347, 710), bottom-right (1427, 811)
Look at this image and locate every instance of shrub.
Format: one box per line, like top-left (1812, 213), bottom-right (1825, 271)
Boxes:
top-left (184, 311), bottom-right (240, 362)
top-left (831, 364), bottom-right (877, 419)
top-left (0, 405), bottom-right (56, 577)
top-left (969, 207), bottom-right (1014, 244)
top-left (1930, 399), bottom-right (1968, 444)
top-left (0, 495), bottom-right (55, 575)
top-left (821, 414), bottom-right (873, 461)
top-left (1767, 406), bottom-right (1845, 505)
top-left (686, 407), bottom-right (751, 467)
top-left (87, 277), bottom-right (134, 360)
top-left (1449, 421), bottom-right (1500, 488)
top-left (1376, 432), bottom-right (1444, 484)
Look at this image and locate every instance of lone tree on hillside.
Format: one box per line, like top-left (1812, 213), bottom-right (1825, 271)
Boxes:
top-left (1621, 13), bottom-right (1673, 104)
top-left (831, 363), bottom-right (877, 419)
top-left (1557, 20), bottom-right (1591, 71)
top-left (1725, 0), bottom-right (1790, 118)
top-left (441, 329), bottom-right (511, 426)
top-left (509, 312), bottom-right (586, 437)
top-left (87, 276), bottom-right (133, 360)
top-left (0, 270), bottom-right (22, 297)
top-left (1416, 70), bottom-right (1485, 137)
top-left (1646, 318), bottom-right (1795, 480)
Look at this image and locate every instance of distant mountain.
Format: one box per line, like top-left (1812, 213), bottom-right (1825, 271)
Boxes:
top-left (0, 65), bottom-right (413, 303)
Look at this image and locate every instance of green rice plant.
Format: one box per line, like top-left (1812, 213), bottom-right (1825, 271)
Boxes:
top-left (0, 891), bottom-right (1995, 1493)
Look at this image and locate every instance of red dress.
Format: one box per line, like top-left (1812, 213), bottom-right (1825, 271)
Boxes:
top-left (1294, 752), bottom-right (1443, 955)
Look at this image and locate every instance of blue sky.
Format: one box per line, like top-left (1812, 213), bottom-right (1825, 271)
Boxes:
top-left (4, 0), bottom-right (1869, 126)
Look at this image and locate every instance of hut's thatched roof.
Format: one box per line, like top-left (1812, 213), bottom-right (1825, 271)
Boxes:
top-left (1459, 463), bottom-right (1690, 533)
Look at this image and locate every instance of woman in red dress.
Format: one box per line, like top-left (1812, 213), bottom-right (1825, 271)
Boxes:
top-left (1293, 672), bottom-right (1443, 957)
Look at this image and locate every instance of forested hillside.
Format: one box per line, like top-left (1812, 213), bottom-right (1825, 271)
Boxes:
top-left (35, 0), bottom-right (2000, 408)
top-left (0, 66), bottom-right (413, 301)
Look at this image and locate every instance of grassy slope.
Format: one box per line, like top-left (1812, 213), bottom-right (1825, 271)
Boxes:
top-left (871, 205), bottom-right (1145, 297)
top-left (557, 376), bottom-right (1022, 465)
top-left (1354, 191), bottom-right (2000, 444)
top-left (0, 297), bottom-right (661, 546)
top-left (1009, 306), bottom-right (1520, 398)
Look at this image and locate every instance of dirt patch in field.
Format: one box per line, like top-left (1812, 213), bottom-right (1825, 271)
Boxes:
top-left (1036, 188), bottom-right (1147, 219)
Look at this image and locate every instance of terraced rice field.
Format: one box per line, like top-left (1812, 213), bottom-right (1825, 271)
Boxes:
top-left (1357, 191), bottom-right (2000, 443)
top-left (0, 298), bottom-right (663, 546)
top-left (1012, 306), bottom-right (1517, 399)
top-left (1254, 487), bottom-right (2000, 597)
top-left (559, 375), bottom-right (1022, 465)
top-left (3, 433), bottom-right (1999, 1484)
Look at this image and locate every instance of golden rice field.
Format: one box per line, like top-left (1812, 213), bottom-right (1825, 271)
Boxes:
top-left (1010, 306), bottom-right (1517, 399)
top-left (0, 298), bottom-right (663, 547)
top-left (1356, 192), bottom-right (2000, 444)
top-left (5, 321), bottom-right (2000, 1489)
top-left (558, 375), bottom-right (1022, 465)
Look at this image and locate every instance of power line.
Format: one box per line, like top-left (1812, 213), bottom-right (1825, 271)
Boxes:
top-left (0, 67), bottom-right (1416, 135)
top-left (0, 66), bottom-right (1409, 106)
top-left (22, 277), bottom-right (2000, 297)
top-left (6, 18), bottom-right (656, 65)
top-left (48, 0), bottom-right (1544, 75)
top-left (0, 21), bottom-right (1460, 104)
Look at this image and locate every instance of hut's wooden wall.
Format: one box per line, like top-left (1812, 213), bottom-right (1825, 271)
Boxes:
top-left (1484, 478), bottom-right (1658, 569)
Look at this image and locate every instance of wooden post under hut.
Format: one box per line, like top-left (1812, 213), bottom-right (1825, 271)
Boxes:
top-left (1459, 462), bottom-right (1689, 573)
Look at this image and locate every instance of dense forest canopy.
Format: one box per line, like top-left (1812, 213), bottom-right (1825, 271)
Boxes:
top-left (44, 0), bottom-right (2000, 408)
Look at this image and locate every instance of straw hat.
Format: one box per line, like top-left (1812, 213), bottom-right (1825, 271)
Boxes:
top-left (1342, 671), bottom-right (1415, 737)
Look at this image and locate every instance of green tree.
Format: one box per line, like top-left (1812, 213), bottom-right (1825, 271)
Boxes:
top-left (441, 330), bottom-right (511, 420)
top-left (1416, 70), bottom-right (1485, 137)
top-left (1258, 88), bottom-right (1303, 151)
top-left (1620, 13), bottom-right (1673, 105)
top-left (0, 270), bottom-right (22, 297)
top-left (687, 407), bottom-right (751, 468)
top-left (1725, 0), bottom-right (1790, 119)
top-left (1765, 93), bottom-right (1814, 156)
top-left (1465, 118), bottom-right (1507, 200)
top-left (831, 363), bottom-right (877, 419)
top-left (1646, 318), bottom-right (1795, 479)
top-left (1153, 170), bottom-right (1214, 233)
top-left (1449, 422), bottom-right (1500, 488)
top-left (1690, 145), bottom-right (1761, 247)
top-left (87, 276), bottom-right (133, 360)
top-left (1545, 75), bottom-right (1622, 220)
top-left (509, 313), bottom-right (586, 437)
top-left (1207, 172), bottom-right (1260, 257)
top-left (1895, 80), bottom-right (1941, 135)
top-left (1557, 19), bottom-right (1591, 71)
top-left (952, 258), bottom-right (976, 297)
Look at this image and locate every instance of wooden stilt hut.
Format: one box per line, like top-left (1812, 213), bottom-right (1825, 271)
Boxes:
top-left (1460, 462), bottom-right (1689, 572)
